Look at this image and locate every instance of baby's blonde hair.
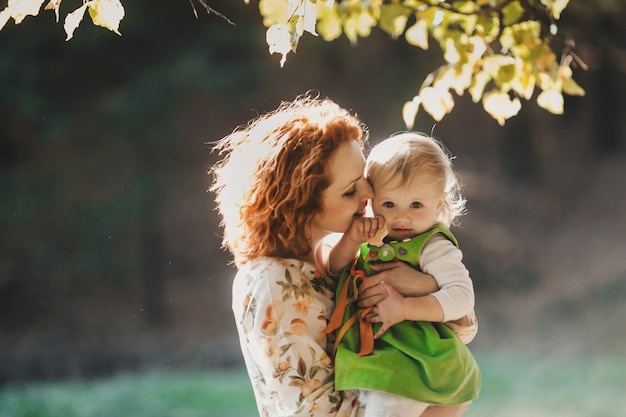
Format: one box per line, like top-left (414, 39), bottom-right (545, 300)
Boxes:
top-left (366, 132), bottom-right (466, 227)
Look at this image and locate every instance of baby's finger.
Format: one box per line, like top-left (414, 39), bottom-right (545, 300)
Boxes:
top-left (367, 217), bottom-right (388, 246)
top-left (373, 323), bottom-right (388, 339)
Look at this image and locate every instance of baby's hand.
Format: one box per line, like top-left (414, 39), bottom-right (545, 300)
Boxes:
top-left (345, 216), bottom-right (386, 246)
top-left (363, 282), bottom-right (406, 338)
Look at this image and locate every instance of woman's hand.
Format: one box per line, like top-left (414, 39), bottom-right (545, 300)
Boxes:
top-left (358, 261), bottom-right (438, 308)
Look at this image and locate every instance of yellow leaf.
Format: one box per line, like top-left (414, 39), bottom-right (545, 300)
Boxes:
top-left (558, 65), bottom-right (585, 96)
top-left (405, 18), bottom-right (428, 50)
top-left (443, 37), bottom-right (460, 64)
top-left (483, 55), bottom-right (516, 78)
top-left (483, 55), bottom-right (517, 88)
top-left (437, 64), bottom-right (472, 96)
top-left (343, 12), bottom-right (359, 45)
top-left (469, 71), bottom-right (491, 103)
top-left (302, 0), bottom-right (318, 36)
top-left (561, 77), bottom-right (585, 96)
top-left (534, 50), bottom-right (556, 73)
top-left (379, 3), bottom-right (410, 39)
top-left (317, 2), bottom-right (342, 41)
top-left (88, 0), bottom-right (124, 35)
top-left (468, 36), bottom-right (486, 63)
top-left (537, 88), bottom-right (564, 114)
top-left (536, 72), bottom-right (553, 90)
top-left (43, 0), bottom-right (61, 22)
top-left (420, 86), bottom-right (454, 122)
top-left (64, 3), bottom-right (88, 41)
top-left (541, 0), bottom-right (569, 19)
top-left (482, 90), bottom-right (521, 126)
top-left (356, 9), bottom-right (376, 37)
top-left (266, 23), bottom-right (293, 67)
top-left (402, 98), bottom-right (421, 130)
top-left (259, 0), bottom-right (291, 27)
top-left (0, 8), bottom-right (11, 30)
top-left (3, 0), bottom-right (46, 25)
top-left (290, 0), bottom-right (317, 36)
top-left (501, 1), bottom-right (525, 26)
top-left (511, 71), bottom-right (536, 100)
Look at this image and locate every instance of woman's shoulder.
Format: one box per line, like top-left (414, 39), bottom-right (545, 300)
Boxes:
top-left (236, 257), bottom-right (334, 294)
top-left (235, 257), bottom-right (323, 288)
top-left (239, 256), bottom-right (316, 274)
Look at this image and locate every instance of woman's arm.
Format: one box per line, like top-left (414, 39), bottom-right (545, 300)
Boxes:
top-left (232, 259), bottom-right (360, 417)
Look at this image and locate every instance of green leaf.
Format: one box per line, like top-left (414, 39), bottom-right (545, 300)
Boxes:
top-left (501, 1), bottom-right (525, 26)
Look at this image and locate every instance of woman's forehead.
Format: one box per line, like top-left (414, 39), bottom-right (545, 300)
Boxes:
top-left (328, 141), bottom-right (366, 187)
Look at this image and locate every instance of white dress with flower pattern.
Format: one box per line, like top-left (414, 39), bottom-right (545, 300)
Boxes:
top-left (232, 257), bottom-right (361, 417)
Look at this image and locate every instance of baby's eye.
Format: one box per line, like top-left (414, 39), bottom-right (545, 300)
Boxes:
top-left (382, 201), bottom-right (394, 208)
top-left (411, 201), bottom-right (423, 208)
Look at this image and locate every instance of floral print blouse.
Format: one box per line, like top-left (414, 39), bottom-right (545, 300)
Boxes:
top-left (232, 257), bottom-right (361, 417)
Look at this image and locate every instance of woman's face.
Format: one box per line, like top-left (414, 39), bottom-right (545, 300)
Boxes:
top-left (311, 140), bottom-right (373, 236)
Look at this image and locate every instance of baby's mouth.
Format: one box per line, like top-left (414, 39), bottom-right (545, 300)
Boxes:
top-left (390, 227), bottom-right (413, 238)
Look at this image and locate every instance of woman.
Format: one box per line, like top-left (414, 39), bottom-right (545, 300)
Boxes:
top-left (210, 95), bottom-right (439, 417)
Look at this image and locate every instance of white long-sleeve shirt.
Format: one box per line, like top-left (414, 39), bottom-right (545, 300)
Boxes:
top-left (421, 234), bottom-right (475, 322)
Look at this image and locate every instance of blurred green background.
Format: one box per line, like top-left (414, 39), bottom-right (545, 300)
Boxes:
top-left (1, 1), bottom-right (626, 416)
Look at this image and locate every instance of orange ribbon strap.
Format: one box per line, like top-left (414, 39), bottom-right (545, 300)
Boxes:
top-left (326, 258), bottom-right (375, 356)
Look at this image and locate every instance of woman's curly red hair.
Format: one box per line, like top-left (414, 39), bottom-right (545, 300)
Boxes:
top-left (211, 95), bottom-right (366, 266)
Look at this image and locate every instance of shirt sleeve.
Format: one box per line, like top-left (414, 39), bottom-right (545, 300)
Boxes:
top-left (232, 259), bottom-right (360, 417)
top-left (420, 234), bottom-right (475, 322)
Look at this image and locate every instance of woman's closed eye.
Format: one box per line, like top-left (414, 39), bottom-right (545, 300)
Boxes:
top-left (343, 188), bottom-right (357, 197)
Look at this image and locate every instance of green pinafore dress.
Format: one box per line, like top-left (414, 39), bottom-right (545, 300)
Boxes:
top-left (327, 224), bottom-right (481, 405)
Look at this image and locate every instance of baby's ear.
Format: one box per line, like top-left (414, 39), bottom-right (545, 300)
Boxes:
top-left (437, 193), bottom-right (447, 211)
top-left (436, 194), bottom-right (449, 221)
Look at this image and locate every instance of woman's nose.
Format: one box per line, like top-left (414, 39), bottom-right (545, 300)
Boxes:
top-left (358, 178), bottom-right (374, 201)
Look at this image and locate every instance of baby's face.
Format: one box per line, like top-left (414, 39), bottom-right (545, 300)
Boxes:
top-left (370, 174), bottom-right (444, 241)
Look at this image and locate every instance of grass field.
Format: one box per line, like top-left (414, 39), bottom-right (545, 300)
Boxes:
top-left (1, 350), bottom-right (625, 417)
